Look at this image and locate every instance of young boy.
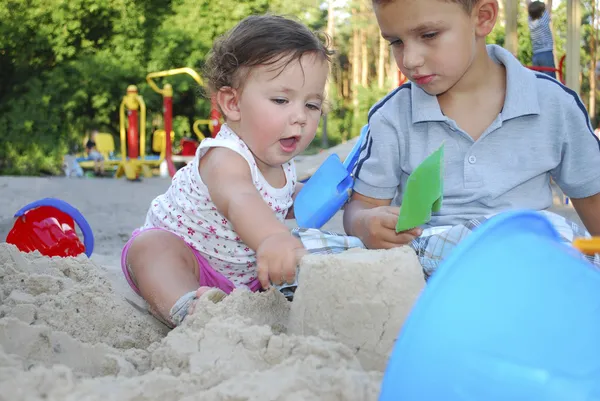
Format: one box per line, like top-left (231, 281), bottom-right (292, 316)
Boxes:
top-left (343, 0), bottom-right (600, 276)
top-left (527, 0), bottom-right (556, 78)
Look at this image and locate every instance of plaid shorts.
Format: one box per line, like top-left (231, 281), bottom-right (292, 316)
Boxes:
top-left (290, 210), bottom-right (599, 282)
top-left (412, 210), bottom-right (600, 278)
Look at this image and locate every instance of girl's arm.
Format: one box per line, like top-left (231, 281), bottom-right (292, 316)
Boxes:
top-left (199, 147), bottom-right (290, 251)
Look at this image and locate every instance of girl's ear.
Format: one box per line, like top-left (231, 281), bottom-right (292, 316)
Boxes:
top-left (215, 87), bottom-right (241, 122)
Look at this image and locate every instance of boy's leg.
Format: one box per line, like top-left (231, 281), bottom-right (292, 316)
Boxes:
top-left (273, 228), bottom-right (366, 299)
top-left (124, 229), bottom-right (220, 326)
top-left (411, 210), bottom-right (600, 280)
top-left (292, 227), bottom-right (366, 255)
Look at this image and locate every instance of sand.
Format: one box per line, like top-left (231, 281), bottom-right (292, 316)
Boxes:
top-left (0, 242), bottom-right (424, 401)
top-left (0, 176), bottom-right (428, 401)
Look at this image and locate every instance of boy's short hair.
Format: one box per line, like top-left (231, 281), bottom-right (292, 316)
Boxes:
top-left (372, 0), bottom-right (480, 12)
top-left (528, 1), bottom-right (546, 20)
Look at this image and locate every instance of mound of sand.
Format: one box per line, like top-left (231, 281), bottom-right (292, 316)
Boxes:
top-left (0, 243), bottom-right (424, 401)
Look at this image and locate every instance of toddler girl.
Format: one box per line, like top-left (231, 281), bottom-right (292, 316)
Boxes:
top-left (121, 15), bottom-right (334, 327)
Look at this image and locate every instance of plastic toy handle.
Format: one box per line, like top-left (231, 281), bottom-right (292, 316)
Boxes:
top-left (573, 237), bottom-right (600, 256)
top-left (343, 124), bottom-right (369, 173)
top-left (14, 198), bottom-right (95, 258)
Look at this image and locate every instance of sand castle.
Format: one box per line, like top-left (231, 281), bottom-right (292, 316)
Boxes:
top-left (0, 242), bottom-right (424, 400)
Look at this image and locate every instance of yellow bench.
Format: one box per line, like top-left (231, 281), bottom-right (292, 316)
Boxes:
top-left (77, 133), bottom-right (121, 169)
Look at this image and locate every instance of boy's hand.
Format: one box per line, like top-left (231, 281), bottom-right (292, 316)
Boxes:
top-left (256, 232), bottom-right (306, 289)
top-left (354, 206), bottom-right (422, 249)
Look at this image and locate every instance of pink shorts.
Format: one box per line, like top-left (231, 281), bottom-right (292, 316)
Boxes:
top-left (121, 227), bottom-right (261, 296)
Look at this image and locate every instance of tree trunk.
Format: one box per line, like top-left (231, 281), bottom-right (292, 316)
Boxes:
top-left (389, 48), bottom-right (399, 88)
top-left (351, 8), bottom-right (360, 141)
top-left (378, 34), bottom-right (386, 89)
top-left (546, 0), bottom-right (560, 71)
top-left (589, 0), bottom-right (597, 125)
top-left (360, 1), bottom-right (368, 87)
top-left (322, 0), bottom-right (336, 148)
top-left (343, 73), bottom-right (349, 98)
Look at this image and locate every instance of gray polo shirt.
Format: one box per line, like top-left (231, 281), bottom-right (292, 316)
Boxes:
top-left (353, 44), bottom-right (600, 227)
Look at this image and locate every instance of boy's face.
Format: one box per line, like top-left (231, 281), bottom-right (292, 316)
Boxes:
top-left (374, 0), bottom-right (488, 96)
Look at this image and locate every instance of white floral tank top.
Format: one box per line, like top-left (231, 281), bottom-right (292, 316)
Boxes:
top-left (141, 124), bottom-right (296, 287)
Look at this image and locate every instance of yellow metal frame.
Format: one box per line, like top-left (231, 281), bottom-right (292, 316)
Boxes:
top-left (115, 85), bottom-right (165, 181)
top-left (192, 119), bottom-right (214, 142)
top-left (151, 129), bottom-right (174, 159)
top-left (146, 68), bottom-right (220, 143)
top-left (146, 67), bottom-right (204, 96)
top-left (119, 85), bottom-right (147, 161)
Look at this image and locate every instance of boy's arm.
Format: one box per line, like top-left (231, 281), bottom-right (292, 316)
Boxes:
top-left (342, 107), bottom-right (411, 243)
top-left (551, 96), bottom-right (600, 235)
top-left (200, 147), bottom-right (289, 250)
top-left (343, 108), bottom-right (402, 225)
top-left (343, 192), bottom-right (392, 235)
top-left (570, 194), bottom-right (600, 236)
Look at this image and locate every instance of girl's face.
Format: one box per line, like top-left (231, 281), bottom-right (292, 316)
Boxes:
top-left (224, 53), bottom-right (329, 172)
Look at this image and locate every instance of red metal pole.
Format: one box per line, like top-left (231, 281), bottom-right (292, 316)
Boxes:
top-left (127, 109), bottom-right (139, 159)
top-left (163, 84), bottom-right (176, 177)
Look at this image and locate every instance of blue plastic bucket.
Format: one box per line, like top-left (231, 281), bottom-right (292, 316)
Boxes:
top-left (294, 124), bottom-right (368, 229)
top-left (379, 210), bottom-right (600, 401)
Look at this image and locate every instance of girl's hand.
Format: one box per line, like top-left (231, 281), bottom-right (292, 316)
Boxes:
top-left (256, 232), bottom-right (306, 289)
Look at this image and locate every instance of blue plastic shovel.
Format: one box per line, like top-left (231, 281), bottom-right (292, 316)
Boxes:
top-left (294, 125), bottom-right (368, 229)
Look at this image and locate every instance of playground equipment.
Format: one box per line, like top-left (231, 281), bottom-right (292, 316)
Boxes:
top-left (379, 210), bottom-right (600, 401)
top-left (6, 198), bottom-right (94, 258)
top-left (294, 124), bottom-right (368, 228)
top-left (77, 132), bottom-right (121, 173)
top-left (146, 67), bottom-right (222, 177)
top-left (114, 85), bottom-right (159, 180)
top-left (526, 54), bottom-right (566, 84)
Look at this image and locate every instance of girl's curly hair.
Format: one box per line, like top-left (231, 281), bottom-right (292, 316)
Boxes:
top-left (203, 14), bottom-right (333, 96)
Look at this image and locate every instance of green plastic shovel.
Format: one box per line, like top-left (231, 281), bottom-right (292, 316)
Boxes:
top-left (396, 143), bottom-right (445, 232)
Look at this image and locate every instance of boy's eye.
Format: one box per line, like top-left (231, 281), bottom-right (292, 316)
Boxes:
top-left (422, 32), bottom-right (438, 39)
top-left (306, 103), bottom-right (321, 111)
top-left (271, 98), bottom-right (288, 105)
top-left (389, 39), bottom-right (403, 47)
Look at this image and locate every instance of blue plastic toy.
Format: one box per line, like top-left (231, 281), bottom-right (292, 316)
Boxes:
top-left (379, 210), bottom-right (600, 401)
top-left (294, 124), bottom-right (368, 229)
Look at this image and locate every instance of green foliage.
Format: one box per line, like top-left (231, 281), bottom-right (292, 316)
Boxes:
top-left (0, 0), bottom-right (597, 175)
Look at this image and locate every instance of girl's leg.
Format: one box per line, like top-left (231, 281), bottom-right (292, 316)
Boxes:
top-left (125, 229), bottom-right (220, 326)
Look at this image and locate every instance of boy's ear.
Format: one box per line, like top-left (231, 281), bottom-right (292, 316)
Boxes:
top-left (215, 87), bottom-right (241, 122)
top-left (473, 0), bottom-right (499, 38)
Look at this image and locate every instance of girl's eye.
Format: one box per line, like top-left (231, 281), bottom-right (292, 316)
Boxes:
top-left (423, 32), bottom-right (438, 40)
top-left (306, 103), bottom-right (321, 111)
top-left (272, 98), bottom-right (288, 105)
